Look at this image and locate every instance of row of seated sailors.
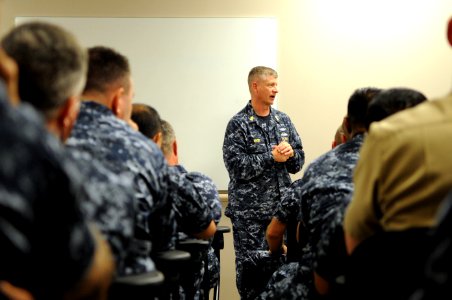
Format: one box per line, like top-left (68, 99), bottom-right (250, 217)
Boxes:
top-left (0, 22), bottom-right (228, 300)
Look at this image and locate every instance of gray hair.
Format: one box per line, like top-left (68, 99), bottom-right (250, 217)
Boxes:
top-left (1, 21), bottom-right (87, 119)
top-left (161, 119), bottom-right (176, 157)
top-left (247, 66), bottom-right (278, 89)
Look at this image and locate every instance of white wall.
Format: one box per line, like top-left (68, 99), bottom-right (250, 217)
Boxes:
top-left (15, 16), bottom-right (277, 191)
top-left (2, 0), bottom-right (451, 181)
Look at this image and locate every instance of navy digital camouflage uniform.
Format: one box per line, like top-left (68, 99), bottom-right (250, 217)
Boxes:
top-left (258, 133), bottom-right (364, 299)
top-left (66, 148), bottom-right (135, 274)
top-left (0, 82), bottom-right (95, 299)
top-left (67, 101), bottom-right (200, 276)
top-left (223, 101), bottom-right (304, 298)
top-left (171, 165), bottom-right (221, 299)
top-left (240, 182), bottom-right (301, 299)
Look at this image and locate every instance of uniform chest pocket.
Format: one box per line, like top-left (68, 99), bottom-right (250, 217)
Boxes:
top-left (247, 137), bottom-right (267, 154)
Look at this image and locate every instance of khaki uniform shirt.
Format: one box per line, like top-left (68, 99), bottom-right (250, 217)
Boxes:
top-left (344, 93), bottom-right (452, 242)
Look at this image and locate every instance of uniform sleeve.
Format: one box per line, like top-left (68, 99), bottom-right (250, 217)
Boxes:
top-left (188, 171), bottom-right (222, 224)
top-left (22, 155), bottom-right (95, 298)
top-left (343, 131), bottom-right (382, 243)
top-left (274, 185), bottom-right (299, 224)
top-left (169, 167), bottom-right (213, 235)
top-left (223, 118), bottom-right (274, 181)
top-left (283, 116), bottom-right (305, 174)
top-left (0, 96), bottom-right (96, 297)
top-left (128, 145), bottom-right (174, 254)
top-left (68, 151), bottom-right (135, 266)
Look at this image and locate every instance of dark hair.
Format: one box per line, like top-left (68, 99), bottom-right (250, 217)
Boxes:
top-left (131, 103), bottom-right (162, 139)
top-left (347, 87), bottom-right (382, 129)
top-left (1, 22), bottom-right (87, 118)
top-left (84, 46), bottom-right (130, 94)
top-left (366, 88), bottom-right (427, 129)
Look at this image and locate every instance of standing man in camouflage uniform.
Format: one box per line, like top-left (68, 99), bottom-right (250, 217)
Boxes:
top-left (222, 66), bottom-right (305, 298)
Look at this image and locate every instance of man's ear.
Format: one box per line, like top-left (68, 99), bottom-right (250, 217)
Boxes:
top-left (341, 132), bottom-right (347, 143)
top-left (343, 117), bottom-right (351, 134)
top-left (252, 81), bottom-right (258, 93)
top-left (111, 87), bottom-right (125, 118)
top-left (342, 116), bottom-right (353, 141)
top-left (448, 17), bottom-right (452, 47)
top-left (172, 140), bottom-right (178, 157)
top-left (57, 96), bottom-right (80, 142)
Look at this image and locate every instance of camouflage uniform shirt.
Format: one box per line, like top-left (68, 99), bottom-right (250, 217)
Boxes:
top-left (0, 82), bottom-right (94, 298)
top-left (171, 165), bottom-right (215, 236)
top-left (297, 133), bottom-right (364, 298)
top-left (223, 101), bottom-right (304, 220)
top-left (67, 101), bottom-right (181, 275)
top-left (259, 134), bottom-right (363, 300)
top-left (171, 165), bottom-right (222, 297)
top-left (66, 148), bottom-right (135, 273)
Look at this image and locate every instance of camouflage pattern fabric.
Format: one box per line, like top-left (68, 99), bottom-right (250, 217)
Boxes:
top-left (257, 262), bottom-right (306, 300)
top-left (0, 82), bottom-right (95, 298)
top-left (230, 215), bottom-right (272, 299)
top-left (67, 101), bottom-right (180, 275)
top-left (66, 148), bottom-right (135, 273)
top-left (259, 134), bottom-right (364, 299)
top-left (171, 165), bottom-right (221, 299)
top-left (223, 101), bottom-right (304, 298)
top-left (240, 250), bottom-right (286, 299)
top-left (223, 101), bottom-right (304, 220)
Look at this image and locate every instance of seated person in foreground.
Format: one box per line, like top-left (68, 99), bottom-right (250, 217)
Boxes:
top-left (1, 21), bottom-right (135, 277)
top-left (0, 34), bottom-right (114, 299)
top-left (315, 87), bottom-right (426, 299)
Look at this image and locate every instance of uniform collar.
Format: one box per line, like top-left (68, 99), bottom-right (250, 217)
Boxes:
top-left (245, 100), bottom-right (280, 124)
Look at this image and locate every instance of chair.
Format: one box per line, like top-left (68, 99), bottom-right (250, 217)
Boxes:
top-left (176, 238), bottom-right (210, 299)
top-left (209, 225), bottom-right (231, 300)
top-left (154, 249), bottom-right (191, 300)
top-left (344, 228), bottom-right (434, 300)
top-left (108, 270), bottom-right (165, 300)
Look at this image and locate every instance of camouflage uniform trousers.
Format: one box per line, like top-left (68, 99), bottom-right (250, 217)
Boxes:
top-left (231, 217), bottom-right (285, 299)
top-left (258, 262), bottom-right (309, 300)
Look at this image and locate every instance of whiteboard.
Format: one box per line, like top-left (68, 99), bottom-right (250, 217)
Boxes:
top-left (15, 17), bottom-right (278, 191)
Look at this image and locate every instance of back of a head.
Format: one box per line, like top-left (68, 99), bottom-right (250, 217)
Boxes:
top-left (131, 103), bottom-right (162, 139)
top-left (1, 21), bottom-right (87, 118)
top-left (247, 66), bottom-right (278, 90)
top-left (84, 46), bottom-right (130, 94)
top-left (347, 87), bottom-right (382, 131)
top-left (161, 119), bottom-right (176, 157)
top-left (366, 88), bottom-right (427, 129)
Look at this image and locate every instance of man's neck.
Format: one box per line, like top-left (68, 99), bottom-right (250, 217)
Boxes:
top-left (351, 128), bottom-right (366, 138)
top-left (81, 91), bottom-right (112, 108)
top-left (251, 98), bottom-right (270, 117)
